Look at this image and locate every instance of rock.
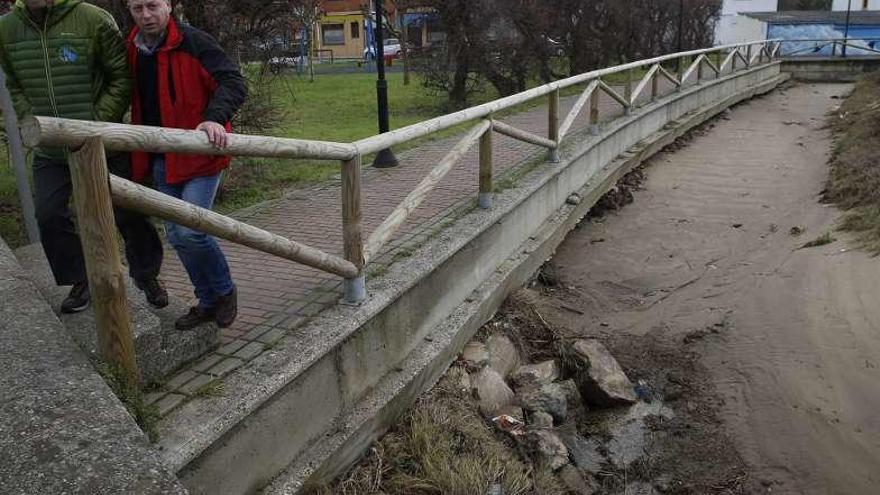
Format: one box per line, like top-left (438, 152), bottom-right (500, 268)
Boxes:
top-left (558, 465), bottom-right (598, 494)
top-left (518, 383), bottom-right (568, 424)
top-left (461, 340), bottom-right (489, 369)
top-left (471, 368), bottom-right (515, 418)
top-left (509, 360), bottom-right (559, 388)
top-left (487, 334), bottom-right (520, 378)
top-left (558, 379), bottom-right (585, 411)
top-left (491, 411), bottom-right (526, 437)
top-left (566, 193), bottom-right (583, 205)
top-left (530, 411), bottom-right (554, 429)
top-left (530, 429), bottom-right (569, 471)
top-left (572, 339), bottom-right (637, 407)
top-left (556, 425), bottom-right (605, 473)
top-left (496, 404), bottom-right (525, 423)
top-left (447, 365), bottom-right (471, 393)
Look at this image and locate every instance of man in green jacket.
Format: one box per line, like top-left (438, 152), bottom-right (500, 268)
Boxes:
top-left (0, 0), bottom-right (166, 313)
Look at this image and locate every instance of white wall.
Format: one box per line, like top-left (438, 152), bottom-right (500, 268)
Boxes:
top-left (832, 0), bottom-right (880, 10)
top-left (717, 0), bottom-right (777, 44)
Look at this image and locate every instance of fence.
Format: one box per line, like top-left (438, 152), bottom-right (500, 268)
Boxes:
top-left (19, 39), bottom-right (781, 383)
top-left (778, 37), bottom-right (880, 58)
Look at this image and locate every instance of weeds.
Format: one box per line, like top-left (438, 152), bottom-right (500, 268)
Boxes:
top-left (799, 232), bottom-right (836, 249)
top-left (825, 73), bottom-right (880, 254)
top-left (97, 363), bottom-right (160, 442)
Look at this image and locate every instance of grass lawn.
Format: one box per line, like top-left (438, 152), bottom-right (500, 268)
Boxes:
top-left (215, 70), bottom-right (501, 213)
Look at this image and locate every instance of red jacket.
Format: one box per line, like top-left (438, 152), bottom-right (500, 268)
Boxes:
top-left (127, 19), bottom-right (247, 184)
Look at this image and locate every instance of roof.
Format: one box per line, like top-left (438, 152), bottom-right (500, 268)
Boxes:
top-left (744, 10), bottom-right (880, 25)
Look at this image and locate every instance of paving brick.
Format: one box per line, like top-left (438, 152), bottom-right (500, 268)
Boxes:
top-left (144, 391), bottom-right (165, 406)
top-left (191, 353), bottom-right (225, 373)
top-left (241, 325), bottom-right (273, 342)
top-left (178, 374), bottom-right (215, 396)
top-left (217, 339), bottom-right (248, 356)
top-left (165, 370), bottom-right (198, 390)
top-left (156, 393), bottom-right (186, 416)
top-left (233, 342), bottom-right (266, 361)
top-left (206, 357), bottom-right (245, 378)
top-left (255, 327), bottom-right (287, 345)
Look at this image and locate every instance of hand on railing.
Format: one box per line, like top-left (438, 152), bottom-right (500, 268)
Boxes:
top-left (196, 121), bottom-right (229, 149)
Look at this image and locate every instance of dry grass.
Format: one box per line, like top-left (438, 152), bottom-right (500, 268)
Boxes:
top-left (308, 371), bottom-right (566, 495)
top-left (825, 73), bottom-right (880, 254)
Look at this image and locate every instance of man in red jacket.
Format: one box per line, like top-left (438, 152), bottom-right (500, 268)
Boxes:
top-left (127, 0), bottom-right (247, 330)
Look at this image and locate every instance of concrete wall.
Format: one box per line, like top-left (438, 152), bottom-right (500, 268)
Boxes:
top-left (716, 0), bottom-right (776, 44)
top-left (157, 60), bottom-right (786, 495)
top-left (782, 56), bottom-right (880, 80)
top-left (833, 0), bottom-right (880, 10)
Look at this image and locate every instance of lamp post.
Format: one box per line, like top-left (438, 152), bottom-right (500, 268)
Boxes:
top-left (843, 0), bottom-right (853, 57)
top-left (372, 0), bottom-right (399, 168)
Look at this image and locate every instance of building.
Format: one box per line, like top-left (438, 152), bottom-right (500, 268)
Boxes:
top-left (308, 1), bottom-right (441, 61)
top-left (716, 0), bottom-right (779, 45)
top-left (745, 10), bottom-right (880, 45)
top-left (832, 0), bottom-right (880, 10)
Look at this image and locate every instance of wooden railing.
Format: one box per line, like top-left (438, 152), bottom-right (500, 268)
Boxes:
top-left (19, 40), bottom-right (780, 382)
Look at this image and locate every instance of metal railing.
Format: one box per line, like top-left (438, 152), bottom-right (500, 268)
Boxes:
top-left (19, 39), bottom-right (780, 382)
top-left (777, 37), bottom-right (880, 58)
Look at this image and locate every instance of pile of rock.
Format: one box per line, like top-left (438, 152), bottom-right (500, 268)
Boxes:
top-left (458, 334), bottom-right (639, 492)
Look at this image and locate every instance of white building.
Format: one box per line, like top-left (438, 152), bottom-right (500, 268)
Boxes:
top-left (832, 0), bottom-right (880, 10)
top-left (716, 0), bottom-right (778, 45)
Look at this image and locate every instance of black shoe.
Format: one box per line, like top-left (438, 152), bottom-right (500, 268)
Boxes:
top-left (213, 286), bottom-right (238, 328)
top-left (61, 282), bottom-right (90, 314)
top-left (175, 306), bottom-right (214, 331)
top-left (136, 277), bottom-right (169, 309)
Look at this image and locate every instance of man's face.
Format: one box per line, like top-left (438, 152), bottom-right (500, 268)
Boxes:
top-left (128, 0), bottom-right (172, 36)
top-left (24, 0), bottom-right (52, 9)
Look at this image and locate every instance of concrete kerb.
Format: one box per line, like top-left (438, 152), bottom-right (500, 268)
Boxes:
top-left (0, 239), bottom-right (187, 494)
top-left (266, 68), bottom-right (791, 492)
top-left (155, 61), bottom-right (784, 494)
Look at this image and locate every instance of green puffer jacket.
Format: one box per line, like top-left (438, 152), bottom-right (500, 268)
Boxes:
top-left (0, 0), bottom-right (130, 157)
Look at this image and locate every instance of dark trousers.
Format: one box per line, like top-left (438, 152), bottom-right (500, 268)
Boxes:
top-left (33, 153), bottom-right (164, 286)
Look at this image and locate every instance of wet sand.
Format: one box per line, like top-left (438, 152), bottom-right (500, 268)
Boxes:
top-left (548, 82), bottom-right (880, 494)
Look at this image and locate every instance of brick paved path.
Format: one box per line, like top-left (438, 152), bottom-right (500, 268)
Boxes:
top-left (147, 82), bottom-right (663, 412)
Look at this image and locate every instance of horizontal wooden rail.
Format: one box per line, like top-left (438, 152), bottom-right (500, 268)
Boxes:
top-left (21, 117), bottom-right (358, 161)
top-left (492, 120), bottom-right (557, 149)
top-left (558, 80), bottom-right (600, 141)
top-left (352, 40), bottom-right (780, 155)
top-left (109, 175), bottom-right (359, 279)
top-left (363, 120), bottom-right (492, 263)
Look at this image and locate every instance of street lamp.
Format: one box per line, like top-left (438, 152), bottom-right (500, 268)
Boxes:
top-left (372, 0), bottom-right (399, 168)
top-left (843, 0), bottom-right (852, 57)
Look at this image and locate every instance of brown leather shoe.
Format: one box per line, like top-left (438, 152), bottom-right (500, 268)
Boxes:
top-left (213, 286), bottom-right (237, 328)
top-left (175, 306), bottom-right (214, 331)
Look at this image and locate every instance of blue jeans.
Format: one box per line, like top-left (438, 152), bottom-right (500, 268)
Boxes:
top-left (153, 158), bottom-right (233, 310)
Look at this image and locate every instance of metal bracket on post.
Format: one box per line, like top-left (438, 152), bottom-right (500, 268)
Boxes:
top-left (344, 276), bottom-right (366, 304)
top-left (548, 89), bottom-right (560, 163)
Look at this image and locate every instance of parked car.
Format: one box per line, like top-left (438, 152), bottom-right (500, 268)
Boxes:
top-left (364, 38), bottom-right (406, 60)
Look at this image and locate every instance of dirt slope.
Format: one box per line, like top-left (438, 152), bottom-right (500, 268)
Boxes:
top-left (546, 82), bottom-right (880, 494)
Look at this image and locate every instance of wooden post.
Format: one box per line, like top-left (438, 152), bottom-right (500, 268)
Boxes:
top-left (732, 49), bottom-right (737, 71)
top-left (624, 69), bottom-right (633, 112)
top-left (68, 137), bottom-right (139, 387)
top-left (589, 84), bottom-right (600, 135)
top-left (676, 57), bottom-right (685, 91)
top-left (479, 124), bottom-right (493, 209)
top-left (697, 57), bottom-right (704, 81)
top-left (746, 45), bottom-right (752, 67)
top-left (341, 155), bottom-right (365, 303)
top-left (651, 70), bottom-right (659, 102)
top-left (548, 89), bottom-right (560, 162)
